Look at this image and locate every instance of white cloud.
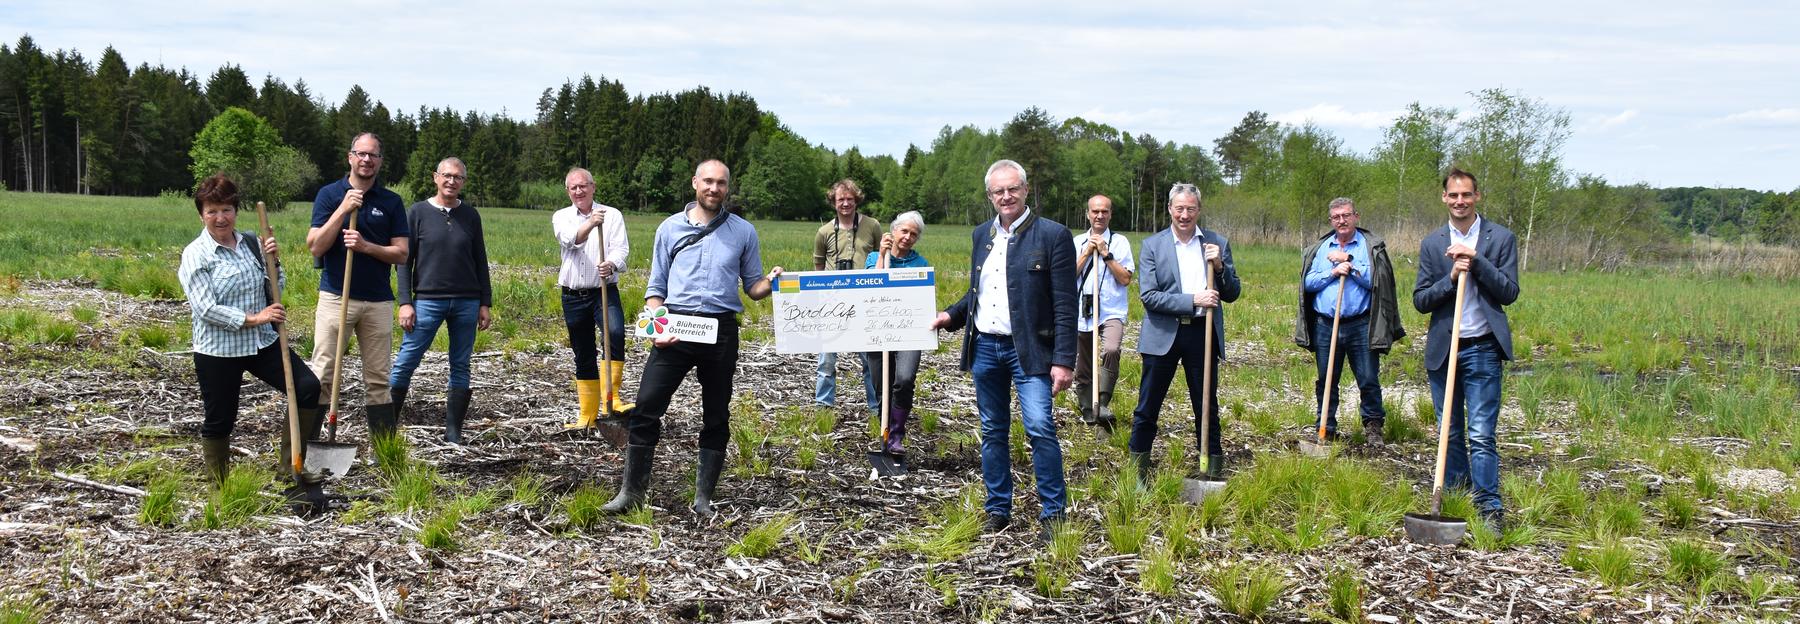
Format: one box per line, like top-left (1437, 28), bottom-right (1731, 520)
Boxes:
top-left (1270, 105), bottom-right (1402, 130)
top-left (1714, 108), bottom-right (1800, 126)
top-left (1587, 109), bottom-right (1639, 131)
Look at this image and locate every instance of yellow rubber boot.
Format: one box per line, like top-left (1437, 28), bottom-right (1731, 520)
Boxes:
top-left (606, 360), bottom-right (636, 414)
top-left (565, 379), bottom-right (601, 429)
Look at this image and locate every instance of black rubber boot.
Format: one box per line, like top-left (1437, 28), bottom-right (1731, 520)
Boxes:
top-left (1129, 451), bottom-right (1153, 486)
top-left (201, 437), bottom-right (231, 486)
top-left (692, 448), bottom-right (726, 516)
top-left (602, 444), bottom-right (655, 514)
top-left (1097, 366), bottom-right (1120, 425)
top-left (366, 402), bottom-right (399, 439)
top-left (275, 407), bottom-right (326, 484)
top-left (445, 387), bottom-right (472, 444)
top-left (1075, 384), bottom-right (1096, 424)
top-left (390, 386), bottom-right (409, 420)
top-left (1206, 453), bottom-right (1227, 479)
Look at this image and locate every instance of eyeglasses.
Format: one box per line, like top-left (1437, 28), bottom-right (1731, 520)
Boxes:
top-left (1329, 213), bottom-right (1358, 222)
top-left (350, 150), bottom-right (383, 160)
top-left (437, 172), bottom-right (466, 182)
top-left (986, 184), bottom-right (1024, 198)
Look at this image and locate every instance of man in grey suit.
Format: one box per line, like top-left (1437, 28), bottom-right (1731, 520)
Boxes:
top-left (1126, 183), bottom-right (1241, 480)
top-left (933, 159), bottom-right (1077, 543)
top-left (1413, 168), bottom-right (1520, 530)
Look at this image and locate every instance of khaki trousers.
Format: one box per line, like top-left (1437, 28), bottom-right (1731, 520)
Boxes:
top-left (309, 290), bottom-right (393, 404)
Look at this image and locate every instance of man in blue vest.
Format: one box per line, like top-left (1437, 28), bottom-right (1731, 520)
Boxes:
top-left (932, 159), bottom-right (1077, 543)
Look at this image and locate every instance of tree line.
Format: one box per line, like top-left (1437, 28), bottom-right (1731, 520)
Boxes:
top-left (3, 35), bottom-right (1796, 269)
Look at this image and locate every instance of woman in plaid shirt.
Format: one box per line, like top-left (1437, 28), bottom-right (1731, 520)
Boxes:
top-left (177, 174), bottom-right (323, 485)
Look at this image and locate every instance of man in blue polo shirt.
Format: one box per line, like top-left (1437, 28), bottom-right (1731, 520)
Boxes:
top-left (601, 159), bottom-right (781, 517)
top-left (306, 132), bottom-right (411, 437)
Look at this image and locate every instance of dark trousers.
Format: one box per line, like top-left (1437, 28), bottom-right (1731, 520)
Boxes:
top-left (193, 341), bottom-right (321, 440)
top-left (1311, 314), bottom-right (1385, 433)
top-left (562, 286), bottom-right (625, 379)
top-left (627, 314), bottom-right (739, 451)
top-left (1128, 321), bottom-right (1222, 456)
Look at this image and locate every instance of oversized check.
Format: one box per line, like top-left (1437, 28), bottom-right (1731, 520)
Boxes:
top-left (773, 268), bottom-right (939, 354)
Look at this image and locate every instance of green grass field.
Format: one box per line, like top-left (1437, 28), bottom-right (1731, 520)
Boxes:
top-left (2, 190), bottom-right (1798, 620)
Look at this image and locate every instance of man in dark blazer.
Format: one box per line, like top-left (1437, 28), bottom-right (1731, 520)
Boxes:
top-left (1413, 168), bottom-right (1520, 530)
top-left (1127, 183), bottom-right (1241, 480)
top-left (933, 159), bottom-right (1077, 542)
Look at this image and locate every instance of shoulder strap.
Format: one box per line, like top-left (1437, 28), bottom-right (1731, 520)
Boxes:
top-left (668, 208), bottom-right (730, 264)
top-left (242, 232), bottom-right (277, 308)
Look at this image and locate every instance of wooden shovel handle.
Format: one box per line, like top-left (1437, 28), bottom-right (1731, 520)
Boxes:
top-left (1430, 272), bottom-right (1469, 515)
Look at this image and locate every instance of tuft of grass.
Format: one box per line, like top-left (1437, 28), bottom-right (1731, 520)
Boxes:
top-left (418, 510), bottom-right (461, 550)
top-left (138, 473), bottom-right (183, 527)
top-left (1139, 544), bottom-right (1178, 596)
top-left (726, 514), bottom-right (796, 559)
top-left (563, 485), bottom-right (610, 530)
top-left (1163, 504), bottom-right (1199, 558)
top-left (1209, 562), bottom-right (1288, 621)
top-left (69, 306), bottom-right (99, 324)
top-left (508, 473), bottom-right (545, 507)
top-left (620, 504), bottom-right (655, 528)
top-left (923, 566), bottom-right (960, 607)
top-left (130, 325), bottom-right (173, 350)
top-left (197, 466), bottom-right (277, 529)
top-left (1564, 540), bottom-right (1638, 589)
top-left (1661, 487), bottom-right (1698, 529)
top-left (385, 465), bottom-right (439, 513)
top-left (371, 431), bottom-right (411, 478)
top-left (1032, 557), bottom-right (1070, 599)
top-left (0, 593), bottom-right (47, 624)
top-left (899, 486), bottom-right (985, 562)
top-left (919, 409), bottom-right (940, 433)
top-left (1325, 564), bottom-right (1363, 623)
top-left (1663, 539), bottom-right (1725, 588)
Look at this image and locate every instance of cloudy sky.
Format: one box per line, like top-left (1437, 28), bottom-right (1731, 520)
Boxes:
top-left (7, 1), bottom-right (1796, 190)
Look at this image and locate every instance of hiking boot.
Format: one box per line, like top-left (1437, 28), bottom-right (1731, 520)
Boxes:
top-left (1363, 421), bottom-right (1386, 446)
top-left (984, 512), bottom-right (1010, 533)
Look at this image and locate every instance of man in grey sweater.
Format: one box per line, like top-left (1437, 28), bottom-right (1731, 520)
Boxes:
top-left (390, 157), bottom-right (492, 443)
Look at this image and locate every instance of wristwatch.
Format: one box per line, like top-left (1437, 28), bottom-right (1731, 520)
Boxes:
top-left (1103, 253), bottom-right (1115, 262)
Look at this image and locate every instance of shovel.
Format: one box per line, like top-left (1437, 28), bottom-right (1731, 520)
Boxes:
top-left (255, 202), bottom-right (328, 507)
top-left (591, 217), bottom-right (629, 446)
top-left (1086, 242), bottom-right (1108, 440)
top-left (1404, 271), bottom-right (1470, 545)
top-left (1298, 261), bottom-right (1351, 458)
top-left (1183, 255), bottom-right (1227, 504)
top-left (304, 209), bottom-right (361, 478)
top-left (866, 251), bottom-right (906, 477)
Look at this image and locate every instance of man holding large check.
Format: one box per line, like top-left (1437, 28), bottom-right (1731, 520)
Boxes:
top-left (775, 211), bottom-right (934, 456)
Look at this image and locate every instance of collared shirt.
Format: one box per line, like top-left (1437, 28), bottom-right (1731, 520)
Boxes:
top-left (553, 202), bottom-right (630, 288)
top-left (974, 209), bottom-right (1031, 335)
top-left (310, 177), bottom-right (408, 301)
top-left (814, 214), bottom-right (882, 269)
top-left (1173, 229), bottom-right (1210, 317)
top-left (178, 230), bottom-right (279, 357)
top-left (1448, 216), bottom-right (1492, 338)
top-left (1073, 229), bottom-right (1134, 330)
top-left (1304, 231), bottom-right (1373, 317)
top-left (645, 203), bottom-right (765, 314)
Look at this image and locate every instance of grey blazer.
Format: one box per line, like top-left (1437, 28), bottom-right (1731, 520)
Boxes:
top-left (1136, 228), bottom-right (1241, 357)
top-left (1411, 218), bottom-right (1521, 371)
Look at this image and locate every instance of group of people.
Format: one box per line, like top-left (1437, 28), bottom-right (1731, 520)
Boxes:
top-left (179, 133), bottom-right (1519, 536)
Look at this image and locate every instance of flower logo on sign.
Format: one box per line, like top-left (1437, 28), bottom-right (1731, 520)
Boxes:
top-left (638, 307), bottom-right (670, 336)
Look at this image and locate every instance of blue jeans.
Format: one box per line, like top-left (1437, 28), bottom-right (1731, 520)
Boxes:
top-left (1428, 336), bottom-right (1504, 514)
top-left (972, 333), bottom-right (1067, 520)
top-left (390, 297), bottom-right (480, 390)
top-left (1312, 314), bottom-right (1385, 434)
top-left (561, 287), bottom-right (625, 380)
top-left (814, 351), bottom-right (878, 407)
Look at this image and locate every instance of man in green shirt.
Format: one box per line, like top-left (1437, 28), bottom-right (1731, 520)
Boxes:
top-left (810, 179), bottom-right (883, 409)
